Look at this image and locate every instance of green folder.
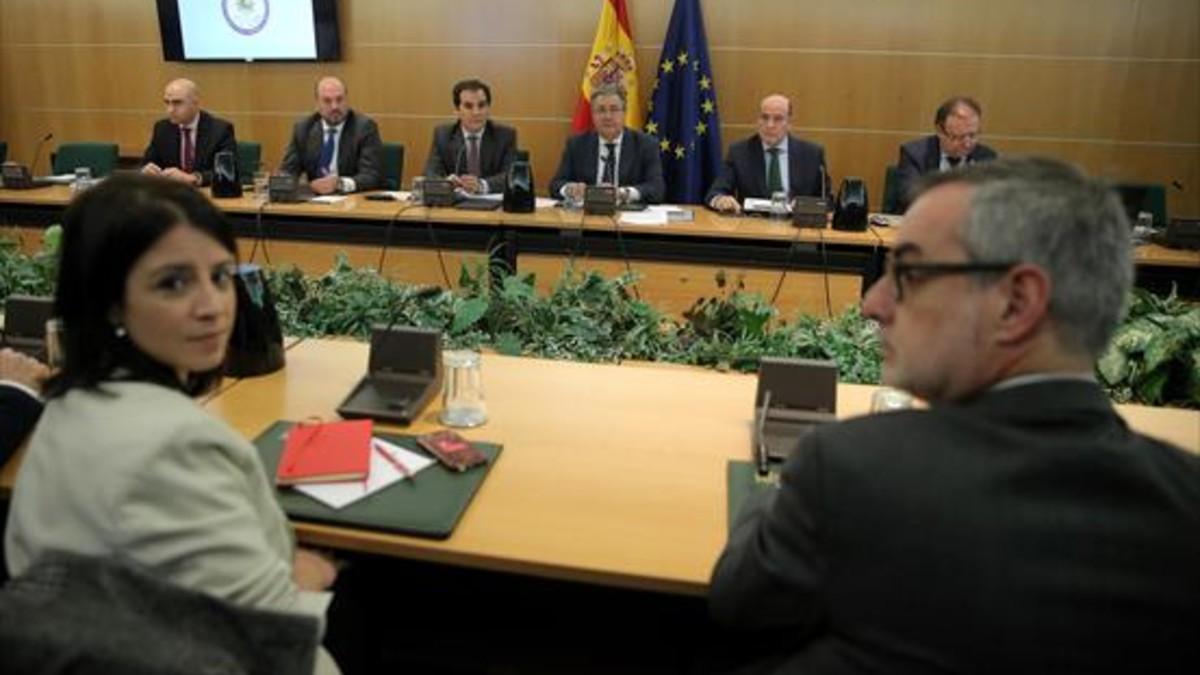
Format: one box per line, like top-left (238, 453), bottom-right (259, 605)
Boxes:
top-left (253, 420), bottom-right (502, 540)
top-left (726, 460), bottom-right (779, 534)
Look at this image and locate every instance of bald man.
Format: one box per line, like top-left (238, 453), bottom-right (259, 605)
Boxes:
top-left (280, 76), bottom-right (382, 195)
top-left (705, 94), bottom-right (828, 214)
top-left (141, 79), bottom-right (237, 187)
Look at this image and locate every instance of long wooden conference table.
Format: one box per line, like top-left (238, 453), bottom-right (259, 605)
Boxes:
top-left (3, 186), bottom-right (1198, 318)
top-left (206, 340), bottom-right (1199, 596)
top-left (2, 339), bottom-right (1197, 595)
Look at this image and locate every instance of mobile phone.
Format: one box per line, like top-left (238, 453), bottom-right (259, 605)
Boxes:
top-left (416, 430), bottom-right (488, 472)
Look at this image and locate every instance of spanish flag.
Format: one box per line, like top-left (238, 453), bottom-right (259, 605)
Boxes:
top-left (571, 0), bottom-right (642, 133)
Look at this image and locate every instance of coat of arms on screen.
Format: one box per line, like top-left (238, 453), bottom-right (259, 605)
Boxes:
top-left (222, 0), bottom-right (270, 36)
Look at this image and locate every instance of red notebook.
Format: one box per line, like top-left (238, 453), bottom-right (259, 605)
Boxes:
top-left (276, 419), bottom-right (372, 485)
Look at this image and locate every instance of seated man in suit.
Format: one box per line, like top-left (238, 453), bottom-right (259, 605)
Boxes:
top-left (280, 76), bottom-right (382, 195)
top-left (141, 79), bottom-right (236, 187)
top-left (710, 157), bottom-right (1200, 672)
top-left (423, 78), bottom-right (518, 195)
top-left (705, 94), bottom-right (827, 214)
top-left (894, 95), bottom-right (997, 212)
top-left (549, 83), bottom-right (664, 205)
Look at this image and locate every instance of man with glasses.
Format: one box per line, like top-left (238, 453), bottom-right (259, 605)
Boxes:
top-left (423, 78), bottom-right (518, 195)
top-left (705, 94), bottom-right (828, 214)
top-left (549, 83), bottom-right (664, 205)
top-left (709, 157), bottom-right (1199, 672)
top-left (141, 79), bottom-right (237, 187)
top-left (280, 76), bottom-right (382, 195)
top-left (894, 96), bottom-right (997, 212)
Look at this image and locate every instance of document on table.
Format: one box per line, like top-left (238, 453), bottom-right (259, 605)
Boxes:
top-left (309, 195), bottom-right (349, 204)
top-left (294, 437), bottom-right (436, 509)
top-left (619, 205), bottom-right (686, 226)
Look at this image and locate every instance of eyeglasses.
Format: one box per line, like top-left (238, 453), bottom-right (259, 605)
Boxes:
top-left (884, 257), bottom-right (1017, 302)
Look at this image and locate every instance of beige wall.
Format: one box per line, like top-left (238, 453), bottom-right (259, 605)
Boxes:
top-left (2, 0), bottom-right (1197, 216)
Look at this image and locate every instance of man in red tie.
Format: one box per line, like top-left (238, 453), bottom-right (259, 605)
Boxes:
top-left (141, 79), bottom-right (237, 187)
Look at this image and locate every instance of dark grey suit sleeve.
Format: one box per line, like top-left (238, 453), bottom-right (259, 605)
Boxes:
top-left (704, 151), bottom-right (740, 207)
top-left (422, 126), bottom-right (450, 179)
top-left (709, 434), bottom-right (827, 633)
top-left (895, 143), bottom-right (924, 213)
top-left (548, 138), bottom-right (577, 198)
top-left (141, 121), bottom-right (165, 169)
top-left (0, 385), bottom-right (42, 464)
top-left (483, 127), bottom-right (518, 194)
top-left (198, 120), bottom-right (236, 187)
top-left (630, 135), bottom-right (665, 204)
top-left (347, 117), bottom-right (382, 191)
top-left (279, 120), bottom-right (305, 177)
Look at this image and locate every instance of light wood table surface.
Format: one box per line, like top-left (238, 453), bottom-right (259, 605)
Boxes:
top-left (197, 338), bottom-right (1199, 596)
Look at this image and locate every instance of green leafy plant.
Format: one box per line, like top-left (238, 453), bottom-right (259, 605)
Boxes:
top-left (0, 225), bottom-right (59, 299)
top-left (1098, 288), bottom-right (1200, 407)
top-left (2, 239), bottom-right (1195, 408)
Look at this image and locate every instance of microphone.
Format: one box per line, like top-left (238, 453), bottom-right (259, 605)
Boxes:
top-left (819, 163), bottom-right (828, 203)
top-left (453, 137), bottom-right (466, 177)
top-left (30, 132), bottom-right (53, 177)
top-left (755, 389), bottom-right (773, 477)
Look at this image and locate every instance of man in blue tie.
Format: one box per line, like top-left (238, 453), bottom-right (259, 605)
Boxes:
top-left (280, 76), bottom-right (382, 195)
top-left (705, 94), bottom-right (827, 214)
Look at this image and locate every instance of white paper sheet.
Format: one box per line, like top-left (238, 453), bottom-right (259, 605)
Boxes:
top-left (293, 438), bottom-right (436, 509)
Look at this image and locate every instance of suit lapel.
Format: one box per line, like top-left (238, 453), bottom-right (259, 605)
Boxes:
top-left (193, 112), bottom-right (212, 164)
top-left (747, 138), bottom-right (767, 196)
top-left (582, 132), bottom-right (600, 184)
top-left (924, 136), bottom-right (941, 172)
top-left (305, 116), bottom-right (323, 177)
top-left (617, 129), bottom-right (634, 185)
top-left (479, 122), bottom-right (496, 174)
top-left (335, 111), bottom-right (354, 175)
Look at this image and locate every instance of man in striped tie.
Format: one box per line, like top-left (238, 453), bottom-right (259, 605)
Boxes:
top-left (141, 79), bottom-right (237, 187)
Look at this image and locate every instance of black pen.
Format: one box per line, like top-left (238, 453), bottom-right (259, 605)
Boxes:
top-left (755, 389), bottom-right (772, 477)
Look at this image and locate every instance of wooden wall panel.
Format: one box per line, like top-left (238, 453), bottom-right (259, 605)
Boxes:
top-left (2, 0), bottom-right (1197, 218)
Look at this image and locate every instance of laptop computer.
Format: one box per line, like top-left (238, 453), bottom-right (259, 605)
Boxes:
top-left (752, 357), bottom-right (838, 462)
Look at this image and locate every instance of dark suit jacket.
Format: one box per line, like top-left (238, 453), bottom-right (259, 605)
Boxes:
top-left (895, 134), bottom-right (997, 212)
top-left (548, 129), bottom-right (665, 204)
top-left (141, 110), bottom-right (236, 187)
top-left (422, 120), bottom-right (518, 194)
top-left (710, 380), bottom-right (1200, 673)
top-left (279, 110), bottom-right (382, 192)
top-left (0, 384), bottom-right (42, 466)
top-left (705, 134), bottom-right (828, 207)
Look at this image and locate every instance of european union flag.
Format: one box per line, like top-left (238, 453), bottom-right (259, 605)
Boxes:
top-left (644, 0), bottom-right (722, 204)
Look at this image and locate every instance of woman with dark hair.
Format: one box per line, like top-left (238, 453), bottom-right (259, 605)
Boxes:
top-left (4, 174), bottom-right (340, 674)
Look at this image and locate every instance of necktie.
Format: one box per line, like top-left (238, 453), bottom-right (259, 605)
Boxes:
top-left (601, 142), bottom-right (617, 185)
top-left (947, 156), bottom-right (962, 168)
top-left (766, 147), bottom-right (783, 194)
top-left (180, 126), bottom-right (194, 173)
top-left (466, 135), bottom-right (481, 177)
top-left (318, 128), bottom-right (337, 177)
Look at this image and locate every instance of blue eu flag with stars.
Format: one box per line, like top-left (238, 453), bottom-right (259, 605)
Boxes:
top-left (644, 0), bottom-right (722, 204)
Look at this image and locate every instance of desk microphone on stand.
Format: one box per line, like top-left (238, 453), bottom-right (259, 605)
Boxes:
top-left (30, 132), bottom-right (53, 177)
